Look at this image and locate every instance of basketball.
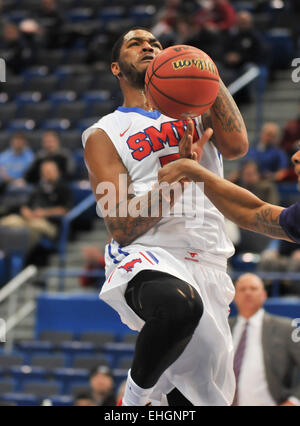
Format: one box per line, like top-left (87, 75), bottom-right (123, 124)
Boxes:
top-left (145, 45), bottom-right (220, 119)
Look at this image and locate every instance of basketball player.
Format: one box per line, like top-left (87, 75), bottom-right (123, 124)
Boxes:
top-left (82, 28), bottom-right (248, 406)
top-left (159, 144), bottom-right (300, 245)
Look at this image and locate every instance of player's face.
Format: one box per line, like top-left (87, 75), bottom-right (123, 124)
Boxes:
top-left (117, 30), bottom-right (162, 89)
top-left (292, 145), bottom-right (300, 189)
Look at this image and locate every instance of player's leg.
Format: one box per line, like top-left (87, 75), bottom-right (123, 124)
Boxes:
top-left (122, 270), bottom-right (203, 406)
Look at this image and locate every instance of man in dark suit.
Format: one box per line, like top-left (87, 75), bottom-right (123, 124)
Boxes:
top-left (229, 273), bottom-right (300, 406)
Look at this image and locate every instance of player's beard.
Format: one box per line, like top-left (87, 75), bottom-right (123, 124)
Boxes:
top-left (119, 58), bottom-right (147, 90)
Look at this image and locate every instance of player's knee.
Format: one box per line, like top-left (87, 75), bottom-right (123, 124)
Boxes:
top-left (164, 286), bottom-right (203, 336)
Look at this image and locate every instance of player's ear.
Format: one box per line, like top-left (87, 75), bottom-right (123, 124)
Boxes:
top-left (111, 62), bottom-right (122, 79)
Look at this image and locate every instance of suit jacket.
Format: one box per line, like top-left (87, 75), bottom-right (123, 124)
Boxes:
top-left (229, 312), bottom-right (300, 404)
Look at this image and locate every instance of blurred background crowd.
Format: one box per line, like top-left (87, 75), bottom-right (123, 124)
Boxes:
top-left (0, 0), bottom-right (299, 407)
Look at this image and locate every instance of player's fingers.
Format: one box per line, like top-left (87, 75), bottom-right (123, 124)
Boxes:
top-left (197, 127), bottom-right (213, 149)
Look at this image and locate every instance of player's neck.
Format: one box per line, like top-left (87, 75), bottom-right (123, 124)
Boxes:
top-left (121, 85), bottom-right (155, 112)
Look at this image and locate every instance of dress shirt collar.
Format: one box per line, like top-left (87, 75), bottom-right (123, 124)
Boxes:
top-left (237, 308), bottom-right (265, 327)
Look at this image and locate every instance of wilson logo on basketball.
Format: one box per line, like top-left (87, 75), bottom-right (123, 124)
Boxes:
top-left (172, 59), bottom-right (218, 75)
top-left (118, 259), bottom-right (142, 272)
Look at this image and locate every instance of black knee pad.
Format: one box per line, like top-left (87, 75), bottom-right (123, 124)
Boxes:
top-left (126, 270), bottom-right (203, 337)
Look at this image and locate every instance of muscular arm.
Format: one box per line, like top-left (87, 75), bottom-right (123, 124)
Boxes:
top-left (202, 79), bottom-right (248, 160)
top-left (158, 158), bottom-right (293, 242)
top-left (84, 129), bottom-right (174, 246)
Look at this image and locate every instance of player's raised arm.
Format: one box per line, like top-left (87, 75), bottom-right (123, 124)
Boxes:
top-left (158, 158), bottom-right (293, 243)
top-left (202, 79), bottom-right (249, 160)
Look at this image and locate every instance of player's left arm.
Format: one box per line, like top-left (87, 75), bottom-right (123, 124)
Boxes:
top-left (202, 79), bottom-right (248, 160)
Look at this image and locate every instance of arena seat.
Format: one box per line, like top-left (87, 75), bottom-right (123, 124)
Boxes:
top-left (21, 381), bottom-right (60, 398)
top-left (31, 355), bottom-right (66, 370)
top-left (7, 119), bottom-right (36, 131)
top-left (48, 395), bottom-right (74, 406)
top-left (67, 8), bottom-right (93, 22)
top-left (39, 331), bottom-right (74, 344)
top-left (52, 368), bottom-right (89, 395)
top-left (48, 91), bottom-right (77, 104)
top-left (0, 393), bottom-right (39, 406)
top-left (10, 366), bottom-right (48, 391)
top-left (72, 355), bottom-right (110, 370)
top-left (0, 380), bottom-right (15, 394)
top-left (41, 118), bottom-right (71, 131)
top-left (21, 102), bottom-right (52, 125)
top-left (79, 331), bottom-right (116, 346)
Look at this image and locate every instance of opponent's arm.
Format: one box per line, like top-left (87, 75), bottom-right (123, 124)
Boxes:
top-left (158, 158), bottom-right (293, 242)
top-left (202, 79), bottom-right (248, 160)
top-left (84, 129), bottom-right (177, 246)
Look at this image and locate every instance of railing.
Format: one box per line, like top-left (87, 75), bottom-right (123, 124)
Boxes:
top-left (0, 265), bottom-right (38, 352)
top-left (227, 64), bottom-right (268, 140)
top-left (57, 193), bottom-right (96, 290)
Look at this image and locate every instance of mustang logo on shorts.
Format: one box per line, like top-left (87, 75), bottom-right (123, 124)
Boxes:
top-left (118, 258), bottom-right (142, 272)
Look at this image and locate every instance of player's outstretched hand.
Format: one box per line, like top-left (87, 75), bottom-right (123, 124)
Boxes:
top-left (178, 118), bottom-right (213, 163)
top-left (191, 127), bottom-right (213, 162)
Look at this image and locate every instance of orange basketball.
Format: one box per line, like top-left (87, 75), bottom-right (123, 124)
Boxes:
top-left (145, 45), bottom-right (219, 119)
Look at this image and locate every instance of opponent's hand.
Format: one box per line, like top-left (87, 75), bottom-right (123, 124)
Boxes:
top-left (158, 158), bottom-right (192, 185)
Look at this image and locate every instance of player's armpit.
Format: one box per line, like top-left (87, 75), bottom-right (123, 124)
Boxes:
top-left (84, 129), bottom-right (173, 246)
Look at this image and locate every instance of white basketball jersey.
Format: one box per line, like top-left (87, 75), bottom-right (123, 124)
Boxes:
top-left (82, 106), bottom-right (234, 267)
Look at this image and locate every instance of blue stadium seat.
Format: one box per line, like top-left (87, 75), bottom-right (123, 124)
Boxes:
top-left (112, 368), bottom-right (128, 389)
top-left (22, 66), bottom-right (49, 80)
top-left (7, 119), bottom-right (36, 131)
top-left (103, 343), bottom-right (135, 369)
top-left (7, 10), bottom-right (29, 23)
top-left (52, 368), bottom-right (89, 395)
top-left (67, 8), bottom-right (93, 22)
top-left (15, 92), bottom-right (43, 105)
top-left (130, 5), bottom-right (156, 23)
top-left (0, 379), bottom-right (15, 394)
top-left (48, 91), bottom-right (77, 104)
top-left (0, 393), bottom-right (39, 406)
top-left (82, 90), bottom-right (111, 103)
top-left (10, 366), bottom-right (47, 391)
top-left (15, 341), bottom-right (55, 365)
top-left (99, 6), bottom-right (125, 21)
top-left (76, 117), bottom-right (99, 132)
top-left (265, 29), bottom-right (295, 69)
top-left (41, 119), bottom-right (71, 131)
top-left (49, 395), bottom-right (74, 406)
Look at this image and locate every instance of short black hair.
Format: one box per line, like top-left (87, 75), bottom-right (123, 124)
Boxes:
top-left (90, 365), bottom-right (113, 379)
top-left (111, 27), bottom-right (154, 63)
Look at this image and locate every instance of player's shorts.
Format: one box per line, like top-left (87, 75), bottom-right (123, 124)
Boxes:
top-left (100, 244), bottom-right (235, 406)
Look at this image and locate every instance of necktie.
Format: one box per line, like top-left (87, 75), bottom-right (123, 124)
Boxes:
top-left (232, 320), bottom-right (248, 406)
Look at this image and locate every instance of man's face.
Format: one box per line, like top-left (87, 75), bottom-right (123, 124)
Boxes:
top-left (234, 274), bottom-right (267, 317)
top-left (43, 132), bottom-right (59, 153)
top-left (292, 146), bottom-right (300, 190)
top-left (114, 29), bottom-right (163, 89)
top-left (11, 137), bottom-right (26, 154)
top-left (260, 123), bottom-right (279, 147)
top-left (90, 373), bottom-right (113, 396)
top-left (40, 161), bottom-right (60, 182)
top-left (241, 163), bottom-right (259, 187)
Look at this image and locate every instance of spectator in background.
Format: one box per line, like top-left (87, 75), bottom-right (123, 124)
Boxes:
top-left (74, 392), bottom-right (97, 407)
top-left (89, 366), bottom-right (116, 406)
top-left (281, 101), bottom-right (300, 156)
top-left (36, 0), bottom-right (65, 49)
top-left (80, 246), bottom-right (105, 289)
top-left (25, 131), bottom-right (75, 184)
top-left (223, 11), bottom-right (268, 97)
top-left (246, 122), bottom-right (288, 181)
top-left (0, 160), bottom-right (72, 250)
top-left (229, 273), bottom-right (300, 406)
top-left (0, 21), bottom-right (38, 74)
top-left (237, 161), bottom-right (279, 205)
top-left (116, 380), bottom-right (127, 406)
top-left (0, 133), bottom-right (34, 193)
top-left (194, 0), bottom-right (236, 33)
